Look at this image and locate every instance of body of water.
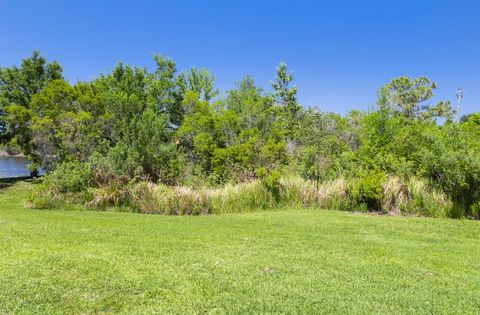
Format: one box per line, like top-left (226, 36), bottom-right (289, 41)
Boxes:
top-left (0, 157), bottom-right (32, 178)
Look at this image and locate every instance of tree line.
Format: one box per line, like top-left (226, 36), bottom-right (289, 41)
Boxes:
top-left (1, 51), bottom-right (479, 217)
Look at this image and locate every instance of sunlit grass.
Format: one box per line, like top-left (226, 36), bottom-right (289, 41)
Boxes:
top-left (1, 182), bottom-right (480, 314)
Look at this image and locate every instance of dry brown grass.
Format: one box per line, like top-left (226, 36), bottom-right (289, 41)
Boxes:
top-left (29, 175), bottom-right (454, 218)
top-left (382, 176), bottom-right (407, 215)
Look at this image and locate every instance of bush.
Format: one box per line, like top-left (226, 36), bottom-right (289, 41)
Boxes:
top-left (348, 171), bottom-right (386, 211)
top-left (256, 167), bottom-right (282, 202)
top-left (4, 143), bottom-right (21, 155)
top-left (28, 177), bottom-right (93, 210)
top-left (27, 181), bottom-right (61, 209)
top-left (89, 146), bottom-right (142, 185)
top-left (470, 201), bottom-right (480, 219)
top-left (27, 161), bottom-right (91, 209)
top-left (43, 161), bottom-right (91, 193)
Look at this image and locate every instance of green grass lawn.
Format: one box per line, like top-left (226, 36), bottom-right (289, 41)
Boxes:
top-left (1, 182), bottom-right (480, 314)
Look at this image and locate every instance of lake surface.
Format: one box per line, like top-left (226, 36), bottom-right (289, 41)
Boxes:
top-left (0, 157), bottom-right (32, 178)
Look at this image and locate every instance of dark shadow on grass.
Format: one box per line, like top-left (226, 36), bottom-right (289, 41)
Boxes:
top-left (0, 176), bottom-right (39, 190)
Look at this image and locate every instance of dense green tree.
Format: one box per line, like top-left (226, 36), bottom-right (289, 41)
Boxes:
top-left (296, 109), bottom-right (354, 181)
top-left (0, 51), bottom-right (62, 108)
top-left (176, 91), bottom-right (223, 180)
top-left (272, 63), bottom-right (301, 139)
top-left (378, 76), bottom-right (454, 121)
top-left (179, 68), bottom-right (218, 103)
top-left (461, 112), bottom-right (480, 128)
top-left (27, 79), bottom-right (101, 169)
top-left (150, 54), bottom-right (185, 127)
top-left (0, 51), bottom-right (62, 144)
top-left (89, 61), bottom-right (185, 183)
top-left (272, 63), bottom-right (298, 112)
top-left (225, 76), bottom-right (276, 136)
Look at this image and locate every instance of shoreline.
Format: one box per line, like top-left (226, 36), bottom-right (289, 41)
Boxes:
top-left (0, 150), bottom-right (26, 157)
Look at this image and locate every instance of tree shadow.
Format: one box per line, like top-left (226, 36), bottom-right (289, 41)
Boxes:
top-left (0, 176), bottom-right (38, 191)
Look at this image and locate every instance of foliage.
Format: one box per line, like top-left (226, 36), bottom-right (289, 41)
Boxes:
top-left (29, 174), bottom-right (456, 220)
top-left (43, 161), bottom-right (91, 193)
top-left (1, 51), bottom-right (479, 219)
top-left (378, 76), bottom-right (454, 121)
top-left (255, 167), bottom-right (282, 201)
top-left (348, 170), bottom-right (386, 211)
top-left (272, 63), bottom-right (301, 139)
top-left (0, 51), bottom-right (62, 149)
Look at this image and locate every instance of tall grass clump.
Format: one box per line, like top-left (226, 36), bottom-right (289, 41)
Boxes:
top-left (87, 182), bottom-right (132, 210)
top-left (380, 176), bottom-right (452, 217)
top-left (155, 185), bottom-right (211, 215)
top-left (208, 181), bottom-right (274, 213)
top-left (316, 177), bottom-right (350, 210)
top-left (279, 176), bottom-right (317, 207)
top-left (29, 167), bottom-right (455, 218)
top-left (382, 176), bottom-right (407, 215)
top-left (403, 178), bottom-right (453, 218)
top-left (116, 180), bottom-right (276, 215)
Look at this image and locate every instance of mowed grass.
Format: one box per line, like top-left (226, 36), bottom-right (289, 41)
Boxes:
top-left (1, 183), bottom-right (480, 314)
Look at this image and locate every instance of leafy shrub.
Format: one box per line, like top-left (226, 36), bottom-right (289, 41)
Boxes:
top-left (27, 181), bottom-right (60, 209)
top-left (470, 201), bottom-right (480, 219)
top-left (3, 143), bottom-right (21, 155)
top-left (298, 146), bottom-right (337, 183)
top-left (348, 171), bottom-right (386, 211)
top-left (298, 146), bottom-right (319, 181)
top-left (89, 146), bottom-right (142, 185)
top-left (28, 177), bottom-right (93, 210)
top-left (256, 167), bottom-right (282, 202)
top-left (43, 161), bottom-right (91, 193)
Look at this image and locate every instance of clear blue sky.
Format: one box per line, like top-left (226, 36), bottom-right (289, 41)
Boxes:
top-left (1, 0), bottom-right (478, 114)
